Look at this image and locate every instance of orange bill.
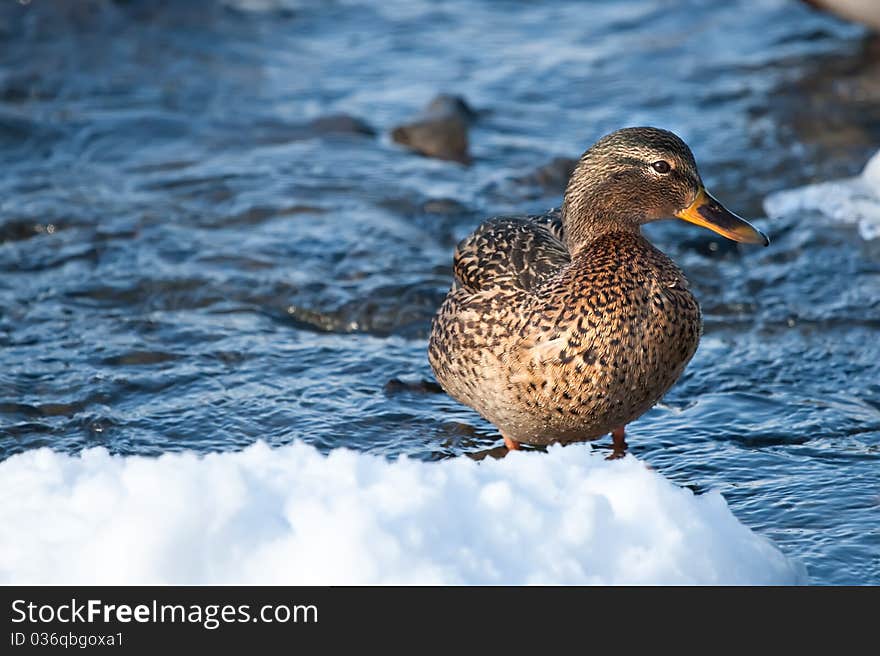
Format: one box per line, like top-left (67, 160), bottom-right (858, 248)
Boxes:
top-left (675, 188), bottom-right (769, 246)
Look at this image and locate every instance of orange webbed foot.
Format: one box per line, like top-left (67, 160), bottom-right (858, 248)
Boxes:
top-left (502, 434), bottom-right (521, 451)
top-left (607, 425), bottom-right (628, 460)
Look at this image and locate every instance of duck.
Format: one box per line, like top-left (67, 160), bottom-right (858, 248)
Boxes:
top-left (428, 127), bottom-right (768, 456)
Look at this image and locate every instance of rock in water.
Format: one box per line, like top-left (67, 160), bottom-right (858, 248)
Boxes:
top-left (803, 0), bottom-right (880, 31)
top-left (425, 94), bottom-right (478, 122)
top-left (513, 156), bottom-right (578, 195)
top-left (307, 114), bottom-right (376, 137)
top-left (391, 94), bottom-right (474, 164)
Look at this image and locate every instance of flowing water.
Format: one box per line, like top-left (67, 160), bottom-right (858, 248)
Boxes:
top-left (1, 0), bottom-right (878, 584)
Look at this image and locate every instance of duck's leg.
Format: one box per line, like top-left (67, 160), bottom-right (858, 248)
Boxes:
top-left (502, 433), bottom-right (521, 451)
top-left (608, 426), bottom-right (627, 460)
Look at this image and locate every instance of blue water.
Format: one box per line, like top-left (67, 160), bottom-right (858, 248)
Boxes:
top-left (1, 0), bottom-right (878, 584)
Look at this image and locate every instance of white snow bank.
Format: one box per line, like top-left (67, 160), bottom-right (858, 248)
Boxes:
top-left (764, 148), bottom-right (880, 241)
top-left (0, 441), bottom-right (803, 585)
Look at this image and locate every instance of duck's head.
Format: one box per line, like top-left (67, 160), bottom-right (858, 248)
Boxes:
top-left (561, 127), bottom-right (768, 252)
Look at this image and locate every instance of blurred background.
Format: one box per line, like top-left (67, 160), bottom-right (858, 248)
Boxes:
top-left (0, 0), bottom-right (878, 583)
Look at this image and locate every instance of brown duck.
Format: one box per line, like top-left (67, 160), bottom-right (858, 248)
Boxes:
top-left (428, 127), bottom-right (768, 455)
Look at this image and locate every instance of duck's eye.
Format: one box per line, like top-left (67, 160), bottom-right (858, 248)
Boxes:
top-left (651, 160), bottom-right (671, 174)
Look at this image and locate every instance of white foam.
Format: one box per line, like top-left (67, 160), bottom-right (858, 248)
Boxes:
top-left (0, 441), bottom-right (803, 584)
top-left (764, 149), bottom-right (880, 241)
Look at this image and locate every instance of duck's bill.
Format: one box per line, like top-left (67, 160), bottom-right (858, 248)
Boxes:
top-left (675, 188), bottom-right (769, 246)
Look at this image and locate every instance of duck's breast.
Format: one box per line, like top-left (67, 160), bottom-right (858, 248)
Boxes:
top-left (505, 233), bottom-right (701, 436)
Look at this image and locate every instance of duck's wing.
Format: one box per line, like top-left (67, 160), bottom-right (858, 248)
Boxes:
top-left (453, 210), bottom-right (570, 294)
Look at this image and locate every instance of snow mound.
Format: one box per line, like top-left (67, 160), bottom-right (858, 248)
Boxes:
top-left (0, 441), bottom-right (804, 585)
top-left (764, 149), bottom-right (880, 241)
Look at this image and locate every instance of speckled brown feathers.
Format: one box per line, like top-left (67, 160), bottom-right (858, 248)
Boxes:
top-left (428, 210), bottom-right (700, 445)
top-left (428, 127), bottom-right (761, 447)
